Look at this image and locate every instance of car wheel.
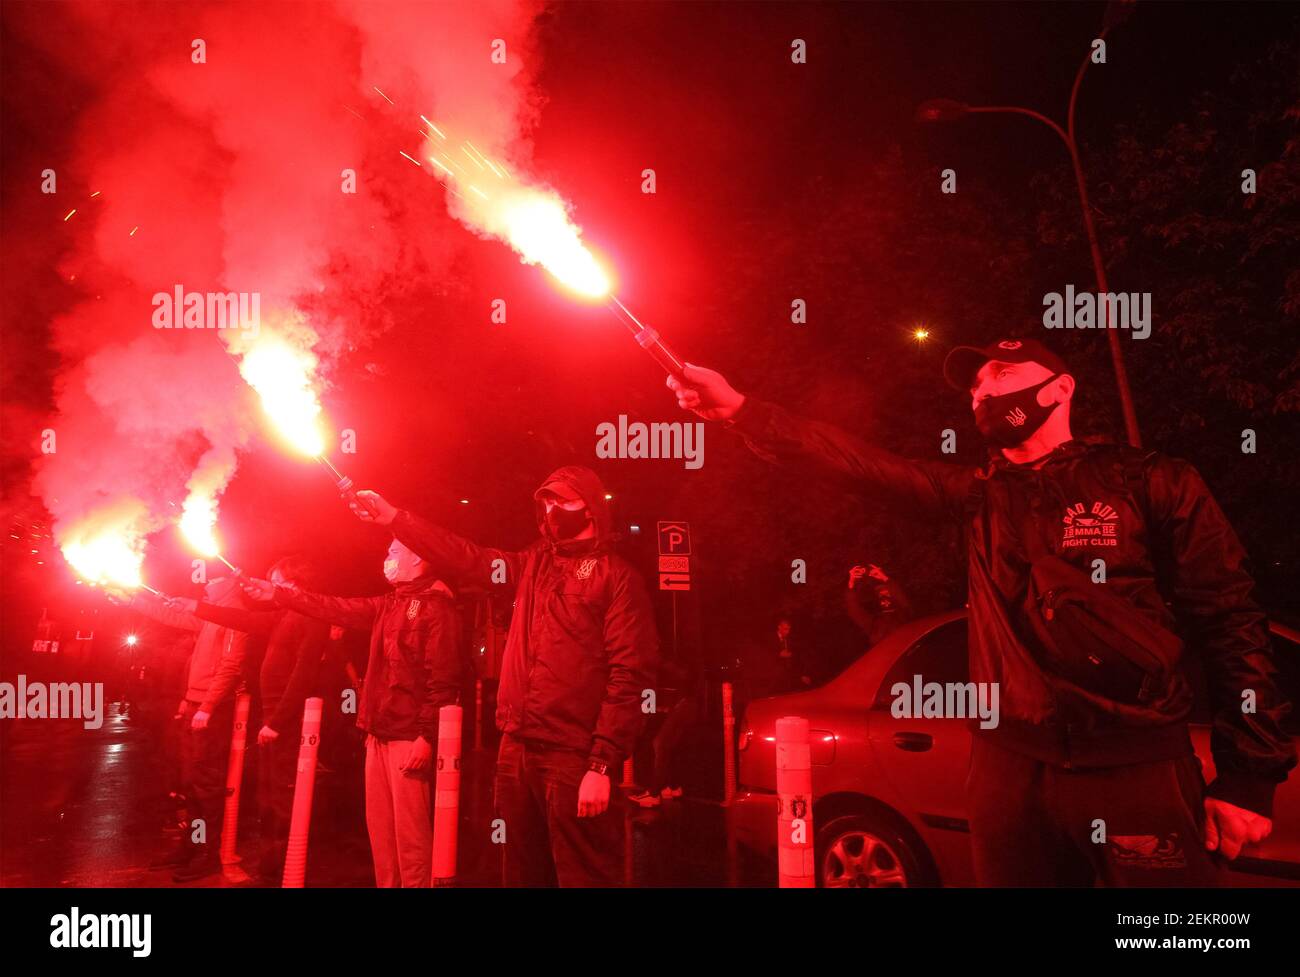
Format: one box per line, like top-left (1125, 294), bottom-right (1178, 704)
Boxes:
top-left (816, 814), bottom-right (925, 888)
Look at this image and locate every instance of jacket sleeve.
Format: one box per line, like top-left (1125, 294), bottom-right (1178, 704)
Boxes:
top-left (391, 510), bottom-right (530, 594)
top-left (845, 586), bottom-right (878, 636)
top-left (267, 617), bottom-right (330, 733)
top-left (129, 592), bottom-right (203, 632)
top-left (195, 601), bottom-right (276, 636)
top-left (726, 397), bottom-right (975, 520)
top-left (415, 603), bottom-right (464, 743)
top-left (198, 629), bottom-right (248, 713)
top-left (274, 587), bottom-right (382, 632)
top-left (589, 565), bottom-right (660, 767)
top-left (1149, 455), bottom-right (1296, 817)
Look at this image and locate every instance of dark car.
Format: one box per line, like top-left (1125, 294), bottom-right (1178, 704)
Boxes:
top-left (729, 611), bottom-right (1300, 887)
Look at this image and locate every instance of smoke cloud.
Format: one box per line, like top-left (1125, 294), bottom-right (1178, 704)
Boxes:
top-left (7, 0), bottom-right (543, 579)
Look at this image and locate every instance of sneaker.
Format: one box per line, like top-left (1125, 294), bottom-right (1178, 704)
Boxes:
top-left (628, 790), bottom-right (661, 809)
top-left (172, 848), bottom-right (220, 883)
top-left (149, 836), bottom-right (192, 870)
top-left (666, 786), bottom-right (684, 798)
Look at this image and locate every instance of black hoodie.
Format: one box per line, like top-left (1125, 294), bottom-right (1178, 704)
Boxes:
top-left (392, 465), bottom-right (659, 766)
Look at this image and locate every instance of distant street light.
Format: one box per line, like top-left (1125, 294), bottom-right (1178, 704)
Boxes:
top-left (916, 10), bottom-right (1142, 447)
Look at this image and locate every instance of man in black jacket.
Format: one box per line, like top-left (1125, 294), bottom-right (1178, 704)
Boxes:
top-left (239, 541), bottom-right (462, 887)
top-left (668, 337), bottom-right (1294, 886)
top-left (347, 465), bottom-right (659, 887)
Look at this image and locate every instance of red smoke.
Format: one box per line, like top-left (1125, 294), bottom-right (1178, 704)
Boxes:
top-left (3, 0), bottom-right (542, 574)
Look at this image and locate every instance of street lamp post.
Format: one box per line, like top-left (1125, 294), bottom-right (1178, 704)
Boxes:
top-left (917, 29), bottom-right (1142, 448)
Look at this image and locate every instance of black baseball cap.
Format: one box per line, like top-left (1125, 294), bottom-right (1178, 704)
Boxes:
top-left (942, 337), bottom-right (1070, 391)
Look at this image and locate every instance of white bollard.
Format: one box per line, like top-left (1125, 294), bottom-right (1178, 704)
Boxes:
top-left (281, 697), bottom-right (323, 888)
top-left (219, 692), bottom-right (251, 866)
top-left (722, 682), bottom-right (736, 805)
top-left (474, 679), bottom-right (483, 751)
top-left (776, 716), bottom-right (815, 888)
top-left (432, 704), bottom-right (463, 886)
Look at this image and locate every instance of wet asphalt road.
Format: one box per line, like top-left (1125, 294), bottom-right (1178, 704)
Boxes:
top-left (0, 700), bottom-right (775, 888)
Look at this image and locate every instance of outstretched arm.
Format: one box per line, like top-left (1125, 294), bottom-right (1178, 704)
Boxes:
top-left (342, 487), bottom-right (531, 593)
top-left (241, 577), bottom-right (383, 633)
top-left (668, 364), bottom-right (974, 520)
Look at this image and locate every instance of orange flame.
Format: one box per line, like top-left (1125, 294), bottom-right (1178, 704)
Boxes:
top-left (236, 334), bottom-right (326, 457)
top-left (59, 502), bottom-right (148, 588)
top-left (416, 121), bottom-right (611, 298)
top-left (179, 491), bottom-right (221, 557)
top-left (498, 191), bottom-right (611, 297)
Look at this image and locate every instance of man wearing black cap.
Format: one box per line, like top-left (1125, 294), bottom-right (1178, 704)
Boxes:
top-left (344, 466), bottom-right (659, 887)
top-left (667, 341), bottom-right (1293, 886)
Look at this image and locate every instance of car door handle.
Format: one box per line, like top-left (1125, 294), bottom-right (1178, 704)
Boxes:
top-left (893, 732), bottom-right (933, 752)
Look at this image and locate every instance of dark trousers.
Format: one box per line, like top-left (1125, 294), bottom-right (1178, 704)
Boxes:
top-left (648, 699), bottom-right (697, 794)
top-left (966, 736), bottom-right (1222, 887)
top-left (494, 733), bottom-right (625, 887)
top-left (180, 697), bottom-right (235, 854)
top-left (256, 725), bottom-right (298, 874)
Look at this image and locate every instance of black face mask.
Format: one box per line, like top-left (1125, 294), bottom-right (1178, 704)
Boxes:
top-left (974, 373), bottom-right (1061, 447)
top-left (545, 505), bottom-right (592, 540)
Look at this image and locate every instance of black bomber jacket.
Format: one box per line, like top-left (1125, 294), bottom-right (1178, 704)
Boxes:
top-left (729, 397), bottom-right (1295, 817)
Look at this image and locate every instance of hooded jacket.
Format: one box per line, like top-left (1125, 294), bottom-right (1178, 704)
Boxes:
top-left (129, 578), bottom-right (251, 704)
top-left (727, 397), bottom-right (1294, 817)
top-left (273, 576), bottom-right (462, 743)
top-left (391, 465), bottom-right (659, 767)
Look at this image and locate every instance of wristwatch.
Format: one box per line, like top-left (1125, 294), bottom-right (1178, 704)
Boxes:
top-left (587, 758), bottom-right (610, 777)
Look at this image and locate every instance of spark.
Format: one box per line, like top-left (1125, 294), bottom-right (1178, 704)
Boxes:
top-left (373, 86), bottom-right (394, 106)
top-left (429, 157), bottom-right (455, 178)
top-left (129, 226), bottom-right (139, 236)
top-left (399, 150), bottom-right (422, 168)
top-left (90, 191), bottom-right (101, 198)
top-left (468, 185), bottom-right (489, 200)
top-left (420, 115), bottom-right (445, 140)
top-left (461, 145), bottom-right (485, 170)
top-left (63, 209), bottom-right (76, 221)
top-left (466, 141), bottom-right (501, 177)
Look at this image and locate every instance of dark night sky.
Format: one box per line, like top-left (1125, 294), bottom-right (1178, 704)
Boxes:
top-left (2, 1), bottom-right (1296, 664)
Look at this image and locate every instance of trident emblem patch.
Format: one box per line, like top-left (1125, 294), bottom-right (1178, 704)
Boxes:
top-left (575, 558), bottom-right (597, 580)
top-left (406, 599), bottom-right (421, 620)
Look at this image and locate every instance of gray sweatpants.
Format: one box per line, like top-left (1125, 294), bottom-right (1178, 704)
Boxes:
top-left (364, 735), bottom-right (432, 887)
